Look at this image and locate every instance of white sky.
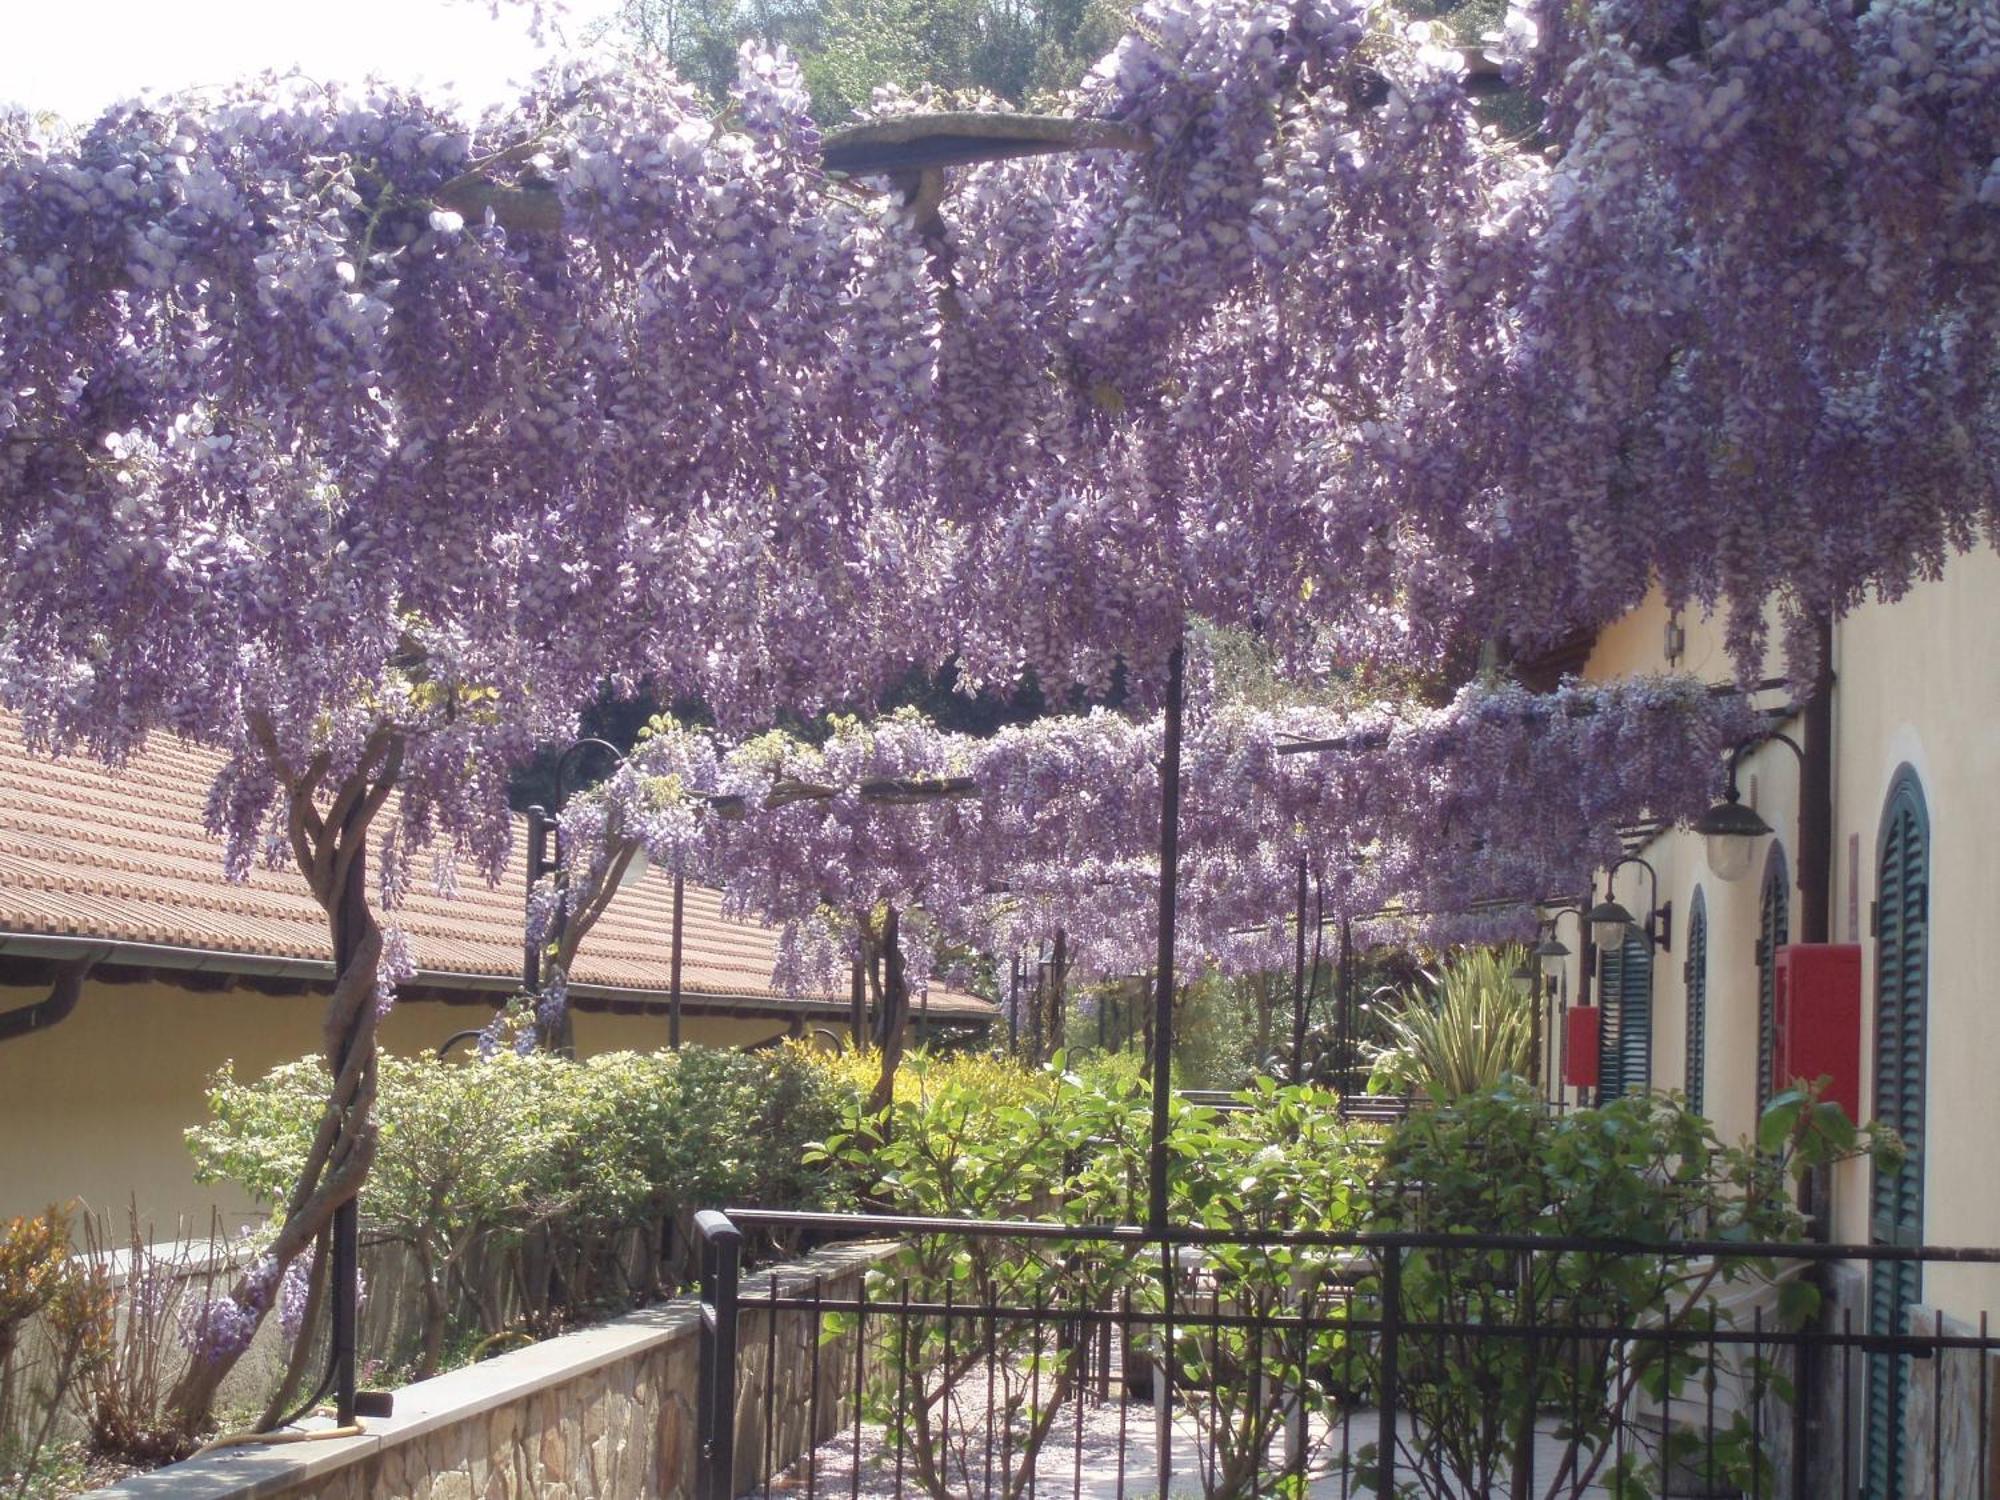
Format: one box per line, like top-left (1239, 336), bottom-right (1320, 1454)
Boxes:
top-left (0, 0), bottom-right (611, 122)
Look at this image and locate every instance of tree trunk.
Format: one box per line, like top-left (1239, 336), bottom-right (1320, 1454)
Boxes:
top-left (1046, 927), bottom-right (1068, 1057)
top-left (417, 1243), bottom-right (448, 1379)
top-left (868, 907), bottom-right (911, 1115)
top-left (165, 723), bottom-right (402, 1442)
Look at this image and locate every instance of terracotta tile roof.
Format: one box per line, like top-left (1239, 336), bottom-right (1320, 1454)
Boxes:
top-left (0, 717), bottom-right (994, 1019)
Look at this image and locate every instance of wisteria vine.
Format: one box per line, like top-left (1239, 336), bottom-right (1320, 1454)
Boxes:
top-left (6, 0), bottom-right (1994, 874)
top-left (545, 674), bottom-right (1759, 996)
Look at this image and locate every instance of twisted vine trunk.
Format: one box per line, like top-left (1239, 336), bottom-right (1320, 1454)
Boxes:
top-left (868, 905), bottom-right (911, 1116)
top-left (1045, 926), bottom-right (1068, 1058)
top-left (165, 721), bottom-right (403, 1442)
top-left (535, 838), bottom-right (637, 1054)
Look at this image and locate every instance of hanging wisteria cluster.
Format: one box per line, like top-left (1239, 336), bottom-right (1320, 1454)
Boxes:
top-left (1492, 0), bottom-right (2000, 668)
top-left (6, 0), bottom-right (1995, 878)
top-left (548, 674), bottom-right (1758, 993)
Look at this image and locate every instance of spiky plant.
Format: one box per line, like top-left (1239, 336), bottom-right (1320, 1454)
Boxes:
top-left (1367, 946), bottom-right (1536, 1101)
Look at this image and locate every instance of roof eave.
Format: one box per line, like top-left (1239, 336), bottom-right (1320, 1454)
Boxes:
top-left (0, 930), bottom-right (995, 1021)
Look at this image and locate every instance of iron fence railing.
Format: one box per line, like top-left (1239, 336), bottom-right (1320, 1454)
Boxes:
top-left (693, 1209), bottom-right (2000, 1500)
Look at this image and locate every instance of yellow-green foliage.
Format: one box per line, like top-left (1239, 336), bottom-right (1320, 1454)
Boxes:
top-left (812, 1045), bottom-right (1051, 1114)
top-left (1368, 945), bottom-right (1537, 1101)
top-left (1, 1205), bottom-right (113, 1482)
top-left (809, 1048), bottom-right (1378, 1233)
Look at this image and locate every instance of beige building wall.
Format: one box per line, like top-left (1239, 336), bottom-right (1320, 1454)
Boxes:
top-left (0, 979), bottom-right (822, 1234)
top-left (1572, 591), bottom-right (1798, 1154)
top-left (1824, 546), bottom-right (2000, 1315)
top-left (1569, 545), bottom-right (2000, 1315)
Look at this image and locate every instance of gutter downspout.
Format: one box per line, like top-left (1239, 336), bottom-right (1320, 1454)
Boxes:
top-left (1792, 613), bottom-right (1837, 1500)
top-left (1799, 615), bottom-right (1835, 947)
top-left (0, 955), bottom-right (99, 1044)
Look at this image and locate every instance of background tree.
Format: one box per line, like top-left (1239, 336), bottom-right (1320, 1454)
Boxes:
top-left (599, 0), bottom-right (1129, 120)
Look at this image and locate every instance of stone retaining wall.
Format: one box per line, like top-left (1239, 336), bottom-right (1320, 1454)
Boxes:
top-left (91, 1240), bottom-right (895, 1500)
top-left (1904, 1304), bottom-right (2000, 1500)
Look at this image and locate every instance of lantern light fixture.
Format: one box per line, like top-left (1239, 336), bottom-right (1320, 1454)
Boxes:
top-left (1693, 787), bottom-right (1775, 883)
top-left (1591, 857), bottom-right (1672, 953)
top-left (1695, 730), bottom-right (1803, 882)
top-left (1586, 897), bottom-right (1636, 951)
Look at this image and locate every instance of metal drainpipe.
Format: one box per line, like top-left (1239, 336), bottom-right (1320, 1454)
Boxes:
top-left (1799, 615), bottom-right (1835, 948)
top-left (0, 957), bottom-right (95, 1044)
top-left (1792, 614), bottom-right (1837, 1500)
top-left (1578, 896), bottom-right (1597, 1108)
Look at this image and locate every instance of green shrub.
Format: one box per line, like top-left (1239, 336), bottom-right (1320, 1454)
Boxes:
top-left (188, 1042), bottom-right (854, 1377)
top-left (1351, 1080), bottom-right (1903, 1498)
top-left (809, 1053), bottom-right (1381, 1499)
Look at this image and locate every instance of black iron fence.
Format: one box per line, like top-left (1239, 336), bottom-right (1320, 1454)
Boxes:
top-left (693, 1209), bottom-right (1999, 1500)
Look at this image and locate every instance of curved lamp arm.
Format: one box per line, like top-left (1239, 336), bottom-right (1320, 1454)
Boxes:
top-left (1593, 854), bottom-right (1672, 952)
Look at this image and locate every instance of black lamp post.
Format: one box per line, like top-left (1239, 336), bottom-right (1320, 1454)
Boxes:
top-left (1533, 903), bottom-right (1585, 1107)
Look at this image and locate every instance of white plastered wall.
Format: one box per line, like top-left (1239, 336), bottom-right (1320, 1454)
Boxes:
top-left (1573, 591), bottom-right (1799, 1156)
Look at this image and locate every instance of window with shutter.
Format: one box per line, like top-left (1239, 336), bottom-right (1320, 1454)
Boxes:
top-left (1596, 929), bottom-right (1652, 1102)
top-left (1865, 768), bottom-right (1929, 1500)
top-left (1756, 846), bottom-right (1791, 1112)
top-left (1684, 888), bottom-right (1708, 1117)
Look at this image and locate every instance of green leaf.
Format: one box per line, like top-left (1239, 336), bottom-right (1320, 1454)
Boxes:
top-left (1776, 1276), bottom-right (1821, 1329)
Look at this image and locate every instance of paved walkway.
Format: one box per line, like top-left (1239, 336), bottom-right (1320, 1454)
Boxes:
top-left (769, 1391), bottom-right (1634, 1498)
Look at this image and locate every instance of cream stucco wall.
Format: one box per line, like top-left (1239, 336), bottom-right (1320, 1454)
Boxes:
top-left (1823, 546), bottom-right (2000, 1315)
top-left (1570, 547), bottom-right (2000, 1317)
top-left (0, 979), bottom-right (819, 1234)
top-left (1570, 591), bottom-right (1798, 1153)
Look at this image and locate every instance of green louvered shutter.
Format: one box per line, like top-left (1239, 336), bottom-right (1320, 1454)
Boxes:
top-left (1756, 851), bottom-right (1791, 1112)
top-left (1865, 772), bottom-right (1929, 1500)
top-left (1596, 930), bottom-right (1652, 1102)
top-left (1683, 889), bottom-right (1708, 1117)
top-left (1597, 939), bottom-right (1623, 1099)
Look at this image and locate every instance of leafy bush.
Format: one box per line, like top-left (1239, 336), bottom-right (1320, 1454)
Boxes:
top-left (1, 1206), bottom-right (113, 1492)
top-left (188, 1042), bottom-right (852, 1379)
top-left (1350, 1080), bottom-right (1903, 1498)
top-left (811, 1053), bottom-right (1381, 1499)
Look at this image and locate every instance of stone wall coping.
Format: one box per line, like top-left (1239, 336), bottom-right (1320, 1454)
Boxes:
top-left (87, 1237), bottom-right (899, 1500)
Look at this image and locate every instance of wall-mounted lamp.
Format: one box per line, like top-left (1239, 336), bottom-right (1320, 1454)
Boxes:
top-left (1692, 731), bottom-right (1799, 883)
top-left (1691, 791), bottom-right (1773, 882)
top-left (1534, 903), bottom-right (1582, 975)
top-left (1585, 896), bottom-right (1638, 951)
top-left (1587, 856), bottom-right (1671, 952)
top-left (1509, 960), bottom-right (1537, 996)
